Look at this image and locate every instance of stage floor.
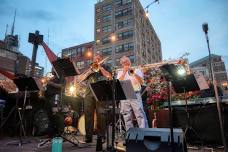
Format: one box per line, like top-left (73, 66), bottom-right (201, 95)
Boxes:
top-left (0, 136), bottom-right (225, 152)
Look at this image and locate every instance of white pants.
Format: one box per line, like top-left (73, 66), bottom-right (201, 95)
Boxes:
top-left (120, 93), bottom-right (148, 131)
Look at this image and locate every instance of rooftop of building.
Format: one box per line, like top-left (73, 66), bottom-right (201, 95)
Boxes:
top-left (190, 54), bottom-right (221, 67)
top-left (62, 41), bottom-right (95, 52)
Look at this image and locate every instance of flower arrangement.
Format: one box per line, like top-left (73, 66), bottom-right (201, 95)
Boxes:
top-left (144, 67), bottom-right (168, 109)
top-left (143, 67), bottom-right (200, 109)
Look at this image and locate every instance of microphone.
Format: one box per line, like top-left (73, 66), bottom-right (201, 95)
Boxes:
top-left (202, 23), bottom-right (208, 34)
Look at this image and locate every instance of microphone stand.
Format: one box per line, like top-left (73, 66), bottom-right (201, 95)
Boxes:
top-left (202, 23), bottom-right (227, 151)
top-left (167, 81), bottom-right (175, 152)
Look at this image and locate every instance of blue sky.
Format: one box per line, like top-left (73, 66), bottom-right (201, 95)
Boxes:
top-left (0, 0), bottom-right (228, 73)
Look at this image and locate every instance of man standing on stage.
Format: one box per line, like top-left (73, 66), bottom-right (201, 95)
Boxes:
top-left (117, 56), bottom-right (148, 130)
top-left (83, 52), bottom-right (112, 146)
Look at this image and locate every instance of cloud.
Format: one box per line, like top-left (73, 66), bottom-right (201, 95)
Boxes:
top-left (0, 3), bottom-right (57, 22)
top-left (19, 9), bottom-right (57, 22)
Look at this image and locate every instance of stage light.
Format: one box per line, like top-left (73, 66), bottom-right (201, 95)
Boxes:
top-left (177, 67), bottom-right (186, 77)
top-left (69, 85), bottom-right (76, 94)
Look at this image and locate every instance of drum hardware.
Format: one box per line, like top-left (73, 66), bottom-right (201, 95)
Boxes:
top-left (115, 104), bottom-right (125, 141)
top-left (61, 109), bottom-right (87, 147)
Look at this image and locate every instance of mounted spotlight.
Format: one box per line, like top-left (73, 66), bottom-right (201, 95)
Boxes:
top-left (177, 65), bottom-right (187, 77)
top-left (69, 85), bottom-right (76, 94)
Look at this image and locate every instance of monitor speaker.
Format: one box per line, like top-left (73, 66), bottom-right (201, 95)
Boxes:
top-left (126, 128), bottom-right (186, 152)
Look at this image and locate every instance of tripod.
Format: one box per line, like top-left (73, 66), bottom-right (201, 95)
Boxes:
top-left (115, 102), bottom-right (125, 141)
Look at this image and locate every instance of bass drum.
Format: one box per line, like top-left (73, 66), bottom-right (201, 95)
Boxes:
top-left (77, 112), bottom-right (97, 136)
top-left (33, 108), bottom-right (50, 136)
top-left (77, 114), bottom-right (86, 136)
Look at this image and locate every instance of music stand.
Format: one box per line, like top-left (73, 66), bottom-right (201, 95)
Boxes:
top-left (172, 74), bottom-right (200, 93)
top-left (160, 64), bottom-right (201, 148)
top-left (172, 74), bottom-right (202, 144)
top-left (8, 76), bottom-right (40, 146)
top-left (51, 58), bottom-right (78, 106)
top-left (89, 79), bottom-right (136, 151)
top-left (52, 58), bottom-right (78, 78)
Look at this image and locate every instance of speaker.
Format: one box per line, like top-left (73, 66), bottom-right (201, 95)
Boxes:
top-left (126, 128), bottom-right (186, 152)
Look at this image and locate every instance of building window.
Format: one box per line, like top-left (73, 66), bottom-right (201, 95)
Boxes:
top-left (96, 39), bottom-right (101, 44)
top-left (115, 7), bottom-right (132, 18)
top-left (117, 30), bottom-right (133, 40)
top-left (76, 61), bottom-right (84, 67)
top-left (115, 58), bottom-right (120, 66)
top-left (115, 0), bottom-right (122, 5)
top-left (115, 0), bottom-right (132, 5)
top-left (102, 47), bottom-right (112, 55)
top-left (128, 55), bottom-right (135, 63)
top-left (122, 0), bottom-right (132, 5)
top-left (115, 42), bottom-right (134, 53)
top-left (102, 4), bottom-right (112, 14)
top-left (115, 45), bottom-right (123, 53)
top-left (81, 47), bottom-right (85, 54)
top-left (96, 7), bottom-right (101, 13)
top-left (103, 14), bottom-right (112, 22)
top-left (102, 25), bottom-right (112, 32)
top-left (116, 18), bottom-right (133, 29)
top-left (96, 28), bottom-right (101, 33)
top-left (77, 47), bottom-right (82, 55)
top-left (87, 60), bottom-right (92, 65)
top-left (102, 36), bottom-right (110, 44)
top-left (97, 18), bottom-right (101, 23)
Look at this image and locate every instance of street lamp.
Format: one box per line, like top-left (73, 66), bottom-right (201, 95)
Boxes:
top-left (144, 0), bottom-right (159, 18)
top-left (202, 23), bottom-right (214, 81)
top-left (85, 49), bottom-right (93, 59)
top-left (110, 34), bottom-right (117, 43)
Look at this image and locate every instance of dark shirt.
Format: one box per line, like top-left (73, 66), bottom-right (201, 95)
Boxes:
top-left (86, 64), bottom-right (111, 83)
